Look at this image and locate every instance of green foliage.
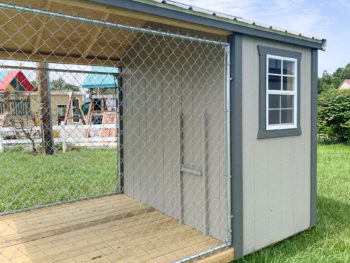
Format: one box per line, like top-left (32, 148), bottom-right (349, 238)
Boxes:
top-left (30, 81), bottom-right (38, 90)
top-left (318, 89), bottom-right (350, 143)
top-left (318, 63), bottom-right (350, 94)
top-left (318, 71), bottom-right (332, 94)
top-left (31, 78), bottom-right (80, 91)
top-left (50, 77), bottom-right (80, 91)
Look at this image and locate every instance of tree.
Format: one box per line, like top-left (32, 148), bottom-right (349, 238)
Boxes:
top-left (318, 71), bottom-right (332, 94)
top-left (50, 77), bottom-right (80, 91)
top-left (318, 63), bottom-right (350, 94)
top-left (31, 81), bottom-right (38, 91)
top-left (37, 62), bottom-right (55, 155)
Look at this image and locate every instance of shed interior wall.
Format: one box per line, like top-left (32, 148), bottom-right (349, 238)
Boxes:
top-left (122, 31), bottom-right (228, 242)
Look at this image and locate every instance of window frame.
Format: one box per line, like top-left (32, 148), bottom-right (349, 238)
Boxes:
top-left (56, 104), bottom-right (67, 124)
top-left (257, 46), bottom-right (302, 139)
top-left (266, 54), bottom-right (298, 130)
top-left (72, 98), bottom-right (80, 123)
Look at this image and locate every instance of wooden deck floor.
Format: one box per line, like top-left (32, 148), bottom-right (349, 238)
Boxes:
top-left (0, 195), bottom-right (234, 263)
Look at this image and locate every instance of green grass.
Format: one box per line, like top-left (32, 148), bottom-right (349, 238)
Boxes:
top-left (0, 144), bottom-right (349, 262)
top-left (0, 147), bottom-right (118, 212)
top-left (237, 144), bottom-right (350, 263)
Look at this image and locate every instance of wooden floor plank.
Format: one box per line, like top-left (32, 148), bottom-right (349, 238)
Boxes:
top-left (0, 212), bottom-right (168, 261)
top-left (0, 197), bottom-right (146, 242)
top-left (0, 194), bottom-right (234, 263)
top-left (0, 195), bottom-right (133, 232)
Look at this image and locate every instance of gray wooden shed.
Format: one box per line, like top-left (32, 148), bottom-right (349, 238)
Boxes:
top-left (0, 0), bottom-right (325, 261)
top-left (105, 0), bottom-right (324, 259)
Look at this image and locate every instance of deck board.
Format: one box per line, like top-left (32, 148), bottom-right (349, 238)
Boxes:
top-left (0, 194), bottom-right (234, 262)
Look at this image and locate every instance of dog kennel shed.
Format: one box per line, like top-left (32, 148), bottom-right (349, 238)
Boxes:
top-left (0, 0), bottom-right (325, 262)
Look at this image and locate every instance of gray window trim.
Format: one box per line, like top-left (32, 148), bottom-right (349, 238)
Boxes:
top-left (257, 45), bottom-right (302, 139)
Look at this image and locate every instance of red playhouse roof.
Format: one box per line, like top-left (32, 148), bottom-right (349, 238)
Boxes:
top-left (0, 70), bottom-right (36, 92)
top-left (344, 79), bottom-right (350, 85)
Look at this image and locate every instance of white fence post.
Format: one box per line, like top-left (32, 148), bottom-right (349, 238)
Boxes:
top-left (61, 121), bottom-right (67, 153)
top-left (0, 126), bottom-right (3, 153)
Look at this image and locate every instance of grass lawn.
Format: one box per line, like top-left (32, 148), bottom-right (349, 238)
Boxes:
top-left (237, 143), bottom-right (350, 263)
top-left (0, 147), bottom-right (118, 213)
top-left (0, 144), bottom-right (349, 262)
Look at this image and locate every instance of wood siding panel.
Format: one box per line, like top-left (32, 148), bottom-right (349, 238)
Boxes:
top-left (123, 32), bottom-right (227, 241)
top-left (241, 35), bottom-right (311, 254)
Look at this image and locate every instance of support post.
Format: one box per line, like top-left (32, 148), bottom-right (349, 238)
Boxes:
top-left (0, 126), bottom-right (3, 153)
top-left (179, 112), bottom-right (184, 224)
top-left (61, 121), bottom-right (67, 153)
top-left (117, 69), bottom-right (124, 194)
top-left (202, 113), bottom-right (209, 235)
top-left (228, 33), bottom-right (243, 259)
top-left (37, 62), bottom-right (55, 155)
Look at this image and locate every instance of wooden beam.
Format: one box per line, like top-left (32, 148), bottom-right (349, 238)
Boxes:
top-left (63, 91), bottom-right (73, 125)
top-left (32, 0), bottom-right (52, 55)
top-left (0, 50), bottom-right (122, 67)
top-left (72, 96), bottom-right (86, 125)
top-left (83, 12), bottom-right (110, 58)
top-left (36, 62), bottom-right (55, 155)
top-left (50, 0), bottom-right (231, 36)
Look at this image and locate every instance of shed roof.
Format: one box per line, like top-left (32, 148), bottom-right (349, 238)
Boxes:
top-left (87, 0), bottom-right (326, 50)
top-left (82, 67), bottom-right (118, 89)
top-left (0, 0), bottom-right (325, 67)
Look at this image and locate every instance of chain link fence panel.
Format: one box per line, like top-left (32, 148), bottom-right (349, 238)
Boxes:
top-left (0, 2), bottom-right (231, 262)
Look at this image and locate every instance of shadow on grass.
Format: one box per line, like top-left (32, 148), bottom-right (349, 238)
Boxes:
top-left (235, 195), bottom-right (350, 263)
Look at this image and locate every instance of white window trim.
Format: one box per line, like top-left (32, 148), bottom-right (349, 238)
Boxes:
top-left (72, 98), bottom-right (81, 123)
top-left (266, 54), bottom-right (298, 131)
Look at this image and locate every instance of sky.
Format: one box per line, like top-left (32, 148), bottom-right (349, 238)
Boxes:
top-left (181, 0), bottom-right (349, 76)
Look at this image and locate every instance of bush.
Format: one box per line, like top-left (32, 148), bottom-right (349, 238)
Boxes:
top-left (318, 89), bottom-right (350, 143)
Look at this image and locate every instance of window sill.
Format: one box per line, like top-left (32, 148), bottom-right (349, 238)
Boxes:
top-left (257, 127), bottom-right (302, 139)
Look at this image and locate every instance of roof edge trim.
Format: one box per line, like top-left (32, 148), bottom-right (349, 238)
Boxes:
top-left (87, 0), bottom-right (326, 50)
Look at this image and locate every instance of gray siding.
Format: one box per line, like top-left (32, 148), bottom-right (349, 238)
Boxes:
top-left (122, 32), bottom-right (228, 241)
top-left (241, 35), bottom-right (312, 254)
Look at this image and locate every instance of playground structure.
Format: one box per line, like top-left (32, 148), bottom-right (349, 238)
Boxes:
top-left (82, 66), bottom-right (118, 138)
top-left (0, 68), bottom-right (117, 148)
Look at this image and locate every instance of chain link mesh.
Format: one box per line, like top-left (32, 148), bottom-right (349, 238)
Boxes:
top-left (0, 2), bottom-right (230, 262)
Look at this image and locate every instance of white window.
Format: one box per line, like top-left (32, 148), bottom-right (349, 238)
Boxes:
top-left (266, 55), bottom-right (297, 130)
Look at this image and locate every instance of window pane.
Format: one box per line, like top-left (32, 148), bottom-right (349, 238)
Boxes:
top-left (269, 95), bottom-right (280, 109)
top-left (283, 60), bottom-right (295, 75)
top-left (269, 75), bottom-right (281, 90)
top-left (283, 76), bottom-right (294, 91)
top-left (281, 95), bottom-right (294, 108)
top-left (269, 109), bottom-right (280, 125)
top-left (281, 109), bottom-right (293, 124)
top-left (269, 58), bottom-right (281, 74)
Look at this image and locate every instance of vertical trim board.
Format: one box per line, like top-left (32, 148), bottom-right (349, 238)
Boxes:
top-left (310, 49), bottom-right (318, 226)
top-left (228, 33), bottom-right (243, 259)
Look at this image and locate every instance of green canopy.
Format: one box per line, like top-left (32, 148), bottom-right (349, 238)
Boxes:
top-left (82, 66), bottom-right (118, 89)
